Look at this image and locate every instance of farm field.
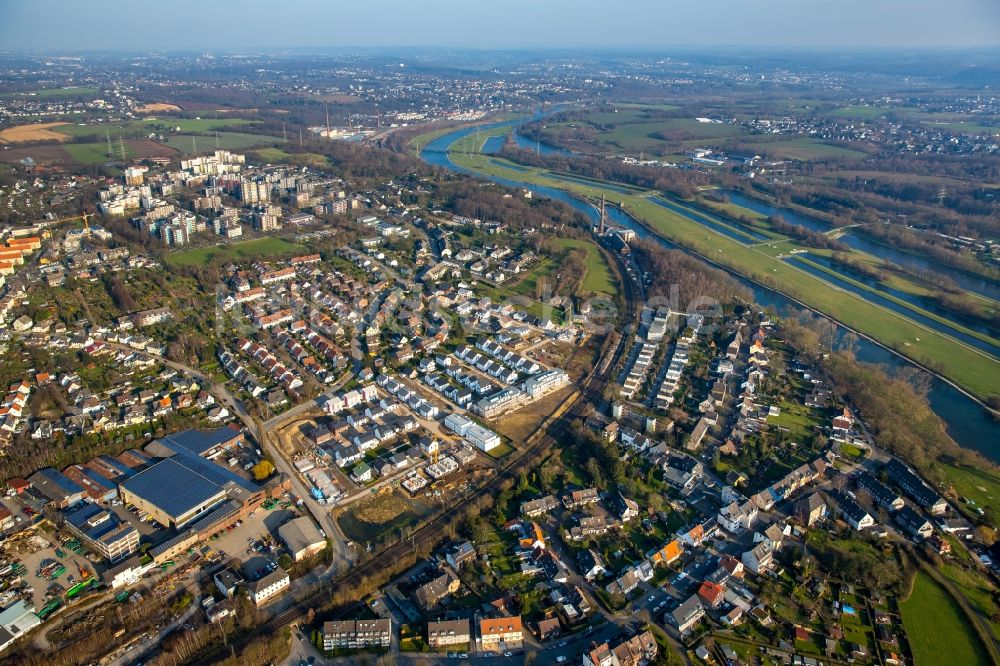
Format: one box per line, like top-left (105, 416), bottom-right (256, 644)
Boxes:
top-left (0, 138), bottom-right (177, 165)
top-left (165, 237), bottom-right (305, 267)
top-left (0, 86), bottom-right (98, 99)
top-left (746, 137), bottom-right (866, 160)
top-left (0, 122), bottom-right (71, 144)
top-left (821, 169), bottom-right (993, 188)
top-left (54, 117), bottom-right (255, 139)
top-left (531, 105), bottom-right (868, 163)
top-left (826, 105), bottom-right (899, 119)
top-left (164, 132), bottom-right (281, 154)
top-left (539, 112), bottom-right (743, 156)
top-left (922, 120), bottom-right (999, 135)
top-left (901, 571), bottom-right (990, 666)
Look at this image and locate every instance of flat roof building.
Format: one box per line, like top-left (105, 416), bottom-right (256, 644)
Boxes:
top-left (120, 457), bottom-right (229, 528)
top-left (63, 502), bottom-right (139, 563)
top-left (153, 426), bottom-right (243, 459)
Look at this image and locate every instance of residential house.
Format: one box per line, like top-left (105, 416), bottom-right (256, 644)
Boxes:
top-left (668, 596), bottom-right (705, 636)
top-left (427, 619), bottom-right (470, 648)
top-left (413, 569), bottom-right (460, 610)
top-left (323, 619), bottom-right (392, 650)
top-left (895, 505), bottom-right (933, 539)
top-left (479, 616), bottom-right (523, 652)
top-left (521, 495), bottom-right (559, 518)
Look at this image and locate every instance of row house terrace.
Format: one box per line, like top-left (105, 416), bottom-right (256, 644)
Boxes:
top-left (235, 339), bottom-right (303, 390)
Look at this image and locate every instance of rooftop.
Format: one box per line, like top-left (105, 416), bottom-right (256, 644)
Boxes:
top-left (120, 457), bottom-right (226, 521)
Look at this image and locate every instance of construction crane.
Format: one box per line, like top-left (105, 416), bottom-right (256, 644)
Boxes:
top-left (38, 212), bottom-right (91, 239)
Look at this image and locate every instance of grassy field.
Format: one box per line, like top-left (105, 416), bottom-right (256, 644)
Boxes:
top-left (933, 463), bottom-right (1000, 518)
top-left (769, 399), bottom-right (821, 439)
top-left (475, 282), bottom-right (565, 324)
top-left (446, 148), bottom-right (1000, 401)
top-left (449, 126), bottom-right (511, 153)
top-left (539, 111), bottom-right (743, 156)
top-left (506, 257), bottom-right (556, 298)
top-left (0, 138), bottom-right (176, 165)
top-left (826, 105), bottom-right (896, 119)
top-left (746, 137), bottom-right (866, 160)
top-left (794, 255), bottom-right (1000, 353)
top-left (166, 237), bottom-right (304, 267)
top-left (923, 121), bottom-right (999, 135)
top-left (1, 86), bottom-right (99, 99)
top-left (615, 102), bottom-right (681, 111)
top-left (62, 142), bottom-right (124, 164)
top-left (250, 147), bottom-right (329, 166)
top-left (555, 238), bottom-right (616, 295)
top-left (164, 132), bottom-right (282, 154)
top-left (901, 571), bottom-right (990, 666)
top-left (53, 117), bottom-right (253, 139)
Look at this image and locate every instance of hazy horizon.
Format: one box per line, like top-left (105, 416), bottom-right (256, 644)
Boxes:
top-left (1, 0), bottom-right (999, 52)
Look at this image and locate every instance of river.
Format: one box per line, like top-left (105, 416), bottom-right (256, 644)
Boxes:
top-left (420, 119), bottom-right (1000, 461)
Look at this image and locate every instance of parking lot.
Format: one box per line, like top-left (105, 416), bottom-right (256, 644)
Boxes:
top-left (204, 505), bottom-right (298, 565)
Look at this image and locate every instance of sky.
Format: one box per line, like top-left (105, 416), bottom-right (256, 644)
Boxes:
top-left (1, 0), bottom-right (998, 51)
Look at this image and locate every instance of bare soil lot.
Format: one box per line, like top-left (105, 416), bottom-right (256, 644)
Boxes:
top-left (135, 103), bottom-right (182, 113)
top-left (492, 384), bottom-right (578, 443)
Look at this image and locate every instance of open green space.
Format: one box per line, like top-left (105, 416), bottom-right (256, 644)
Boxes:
top-left (164, 132), bottom-right (282, 154)
top-left (446, 144), bottom-right (1000, 401)
top-left (937, 562), bottom-right (1000, 641)
top-left (449, 126), bottom-right (511, 153)
top-left (769, 399), bottom-right (821, 439)
top-left (250, 147), bottom-right (329, 166)
top-left (474, 282), bottom-right (565, 324)
top-left (62, 142), bottom-right (125, 164)
top-left (166, 237), bottom-right (305, 267)
top-left (505, 257), bottom-right (556, 298)
top-left (336, 492), bottom-right (434, 544)
top-left (901, 571), bottom-right (990, 666)
top-left (615, 102), bottom-right (681, 112)
top-left (933, 463), bottom-right (1000, 519)
top-left (554, 238), bottom-right (616, 295)
top-left (698, 196), bottom-right (768, 223)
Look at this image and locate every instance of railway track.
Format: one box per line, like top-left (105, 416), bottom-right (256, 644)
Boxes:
top-left (189, 251), bottom-right (639, 665)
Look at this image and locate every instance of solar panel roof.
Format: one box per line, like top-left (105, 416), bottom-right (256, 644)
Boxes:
top-left (120, 458), bottom-right (225, 520)
top-left (159, 427), bottom-right (239, 456)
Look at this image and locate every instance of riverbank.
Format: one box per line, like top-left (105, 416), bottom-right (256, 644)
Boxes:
top-left (445, 148), bottom-right (1000, 403)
